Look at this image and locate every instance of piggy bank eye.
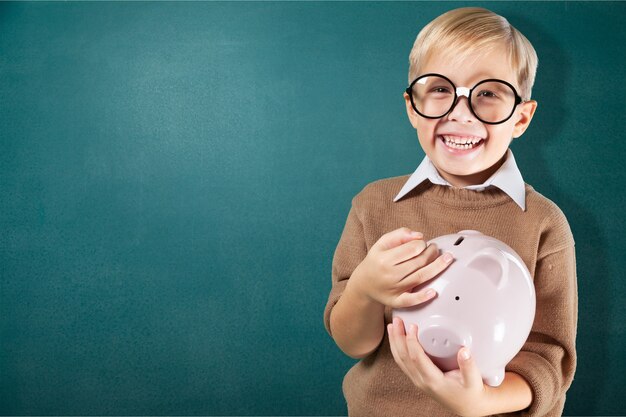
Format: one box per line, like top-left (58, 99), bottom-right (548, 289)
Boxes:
top-left (455, 296), bottom-right (460, 301)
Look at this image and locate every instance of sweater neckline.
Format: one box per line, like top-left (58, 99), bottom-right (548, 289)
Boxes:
top-left (404, 180), bottom-right (529, 209)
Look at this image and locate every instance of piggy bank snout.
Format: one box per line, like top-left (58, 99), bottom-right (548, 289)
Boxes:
top-left (420, 326), bottom-right (466, 357)
top-left (418, 320), bottom-right (471, 371)
top-left (418, 319), bottom-right (472, 370)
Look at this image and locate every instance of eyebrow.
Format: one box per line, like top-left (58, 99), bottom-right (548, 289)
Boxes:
top-left (418, 72), bottom-right (519, 90)
top-left (454, 73), bottom-right (501, 85)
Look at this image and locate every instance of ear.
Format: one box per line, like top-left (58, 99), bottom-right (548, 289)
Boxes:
top-left (404, 91), bottom-right (420, 129)
top-left (511, 100), bottom-right (538, 138)
top-left (466, 247), bottom-right (509, 290)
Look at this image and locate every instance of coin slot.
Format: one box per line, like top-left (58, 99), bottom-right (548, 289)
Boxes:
top-left (454, 237), bottom-right (464, 246)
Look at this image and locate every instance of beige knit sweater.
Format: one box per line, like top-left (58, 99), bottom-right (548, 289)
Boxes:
top-left (324, 176), bottom-right (577, 417)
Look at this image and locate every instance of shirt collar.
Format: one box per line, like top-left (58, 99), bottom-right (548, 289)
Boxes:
top-left (393, 148), bottom-right (526, 211)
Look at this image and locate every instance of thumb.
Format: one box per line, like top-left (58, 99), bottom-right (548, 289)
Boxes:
top-left (375, 227), bottom-right (423, 251)
top-left (457, 347), bottom-right (483, 389)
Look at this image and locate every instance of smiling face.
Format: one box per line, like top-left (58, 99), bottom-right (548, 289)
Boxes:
top-left (404, 43), bottom-right (538, 188)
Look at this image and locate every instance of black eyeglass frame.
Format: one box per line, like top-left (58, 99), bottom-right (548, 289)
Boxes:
top-left (405, 73), bottom-right (524, 125)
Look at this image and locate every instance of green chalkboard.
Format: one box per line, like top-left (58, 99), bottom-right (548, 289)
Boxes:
top-left (1, 1), bottom-right (624, 415)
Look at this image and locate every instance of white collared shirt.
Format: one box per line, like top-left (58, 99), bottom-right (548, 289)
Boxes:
top-left (393, 148), bottom-right (527, 211)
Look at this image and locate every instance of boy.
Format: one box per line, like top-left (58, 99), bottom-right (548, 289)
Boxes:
top-left (324, 7), bottom-right (577, 417)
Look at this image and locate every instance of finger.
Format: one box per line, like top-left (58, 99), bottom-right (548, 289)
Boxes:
top-left (457, 347), bottom-right (483, 389)
top-left (386, 238), bottom-right (428, 265)
top-left (389, 319), bottom-right (415, 377)
top-left (395, 242), bottom-right (440, 277)
top-left (391, 317), bottom-right (410, 361)
top-left (400, 251), bottom-right (454, 288)
top-left (373, 227), bottom-right (423, 251)
top-left (387, 322), bottom-right (411, 375)
top-left (393, 287), bottom-right (437, 308)
top-left (405, 324), bottom-right (444, 382)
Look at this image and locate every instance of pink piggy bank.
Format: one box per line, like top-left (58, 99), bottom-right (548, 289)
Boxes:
top-left (392, 230), bottom-right (535, 387)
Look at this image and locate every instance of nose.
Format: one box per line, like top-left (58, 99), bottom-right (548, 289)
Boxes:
top-left (446, 95), bottom-right (477, 123)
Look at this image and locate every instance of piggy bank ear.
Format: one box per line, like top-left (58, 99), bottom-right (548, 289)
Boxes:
top-left (466, 247), bottom-right (509, 290)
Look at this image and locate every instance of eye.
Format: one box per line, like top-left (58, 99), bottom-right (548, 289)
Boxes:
top-left (477, 90), bottom-right (497, 98)
top-left (455, 296), bottom-right (460, 301)
top-left (430, 86), bottom-right (453, 94)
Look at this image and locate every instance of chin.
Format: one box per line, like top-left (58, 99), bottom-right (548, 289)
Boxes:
top-left (440, 163), bottom-right (480, 176)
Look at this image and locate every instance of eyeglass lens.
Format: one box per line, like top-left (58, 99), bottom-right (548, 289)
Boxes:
top-left (410, 75), bottom-right (516, 123)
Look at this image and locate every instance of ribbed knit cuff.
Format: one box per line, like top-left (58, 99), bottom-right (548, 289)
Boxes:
top-left (506, 351), bottom-right (560, 417)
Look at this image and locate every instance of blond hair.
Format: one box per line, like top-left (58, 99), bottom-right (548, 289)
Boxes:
top-left (408, 7), bottom-right (538, 100)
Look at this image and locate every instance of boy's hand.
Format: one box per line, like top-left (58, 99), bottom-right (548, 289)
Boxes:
top-left (349, 227), bottom-right (454, 308)
top-left (388, 317), bottom-right (491, 417)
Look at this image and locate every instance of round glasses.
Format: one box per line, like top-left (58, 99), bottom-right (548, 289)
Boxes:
top-left (406, 73), bottom-right (524, 125)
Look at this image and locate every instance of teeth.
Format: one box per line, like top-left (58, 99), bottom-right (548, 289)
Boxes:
top-left (441, 135), bottom-right (484, 150)
top-left (442, 135), bottom-right (482, 144)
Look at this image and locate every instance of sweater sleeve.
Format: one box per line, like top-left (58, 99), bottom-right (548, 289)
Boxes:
top-left (505, 244), bottom-right (578, 417)
top-left (323, 198), bottom-right (368, 337)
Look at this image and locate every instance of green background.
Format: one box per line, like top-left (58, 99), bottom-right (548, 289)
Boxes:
top-left (1, 1), bottom-right (624, 415)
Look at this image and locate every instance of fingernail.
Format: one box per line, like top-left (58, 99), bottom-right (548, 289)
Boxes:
top-left (461, 348), bottom-right (471, 360)
top-left (443, 252), bottom-right (454, 263)
top-left (411, 231), bottom-right (423, 238)
top-left (425, 289), bottom-right (436, 298)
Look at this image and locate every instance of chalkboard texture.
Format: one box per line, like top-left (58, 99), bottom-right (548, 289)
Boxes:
top-left (1, 1), bottom-right (625, 415)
